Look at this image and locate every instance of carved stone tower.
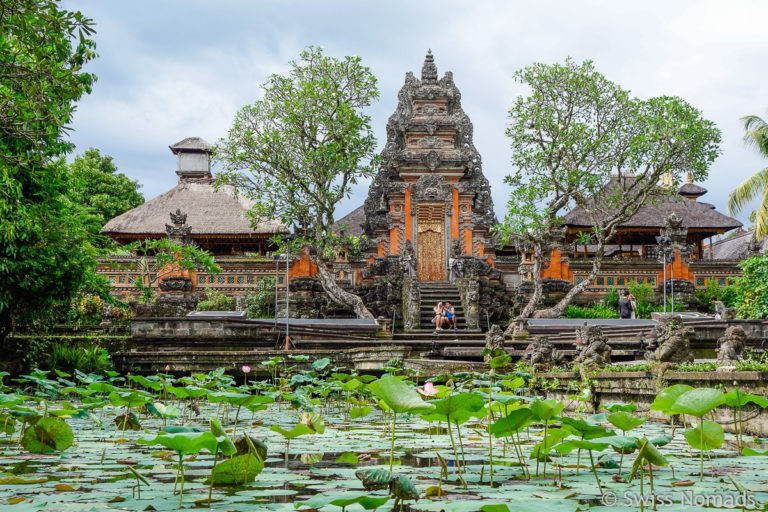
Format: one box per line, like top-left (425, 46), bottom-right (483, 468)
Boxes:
top-left (362, 51), bottom-right (496, 281)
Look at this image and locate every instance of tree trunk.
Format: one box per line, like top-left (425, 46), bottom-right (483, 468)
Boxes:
top-left (307, 252), bottom-right (374, 319)
top-left (533, 245), bottom-right (607, 319)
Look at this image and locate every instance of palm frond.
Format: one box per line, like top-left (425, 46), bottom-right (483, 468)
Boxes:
top-left (728, 167), bottom-right (768, 215)
top-left (741, 114), bottom-right (768, 156)
top-left (754, 180), bottom-right (768, 242)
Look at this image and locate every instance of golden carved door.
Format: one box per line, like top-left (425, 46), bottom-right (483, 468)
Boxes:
top-left (417, 203), bottom-right (445, 281)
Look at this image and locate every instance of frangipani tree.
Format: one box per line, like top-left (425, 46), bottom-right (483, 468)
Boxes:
top-left (497, 58), bottom-right (721, 328)
top-left (216, 46), bottom-right (379, 319)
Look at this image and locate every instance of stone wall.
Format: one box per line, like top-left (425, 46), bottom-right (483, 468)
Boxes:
top-left (536, 370), bottom-right (768, 436)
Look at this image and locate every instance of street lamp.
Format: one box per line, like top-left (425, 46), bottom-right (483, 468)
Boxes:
top-left (280, 234), bottom-right (296, 340)
top-left (655, 236), bottom-right (673, 313)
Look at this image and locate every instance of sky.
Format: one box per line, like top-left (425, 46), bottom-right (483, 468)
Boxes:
top-left (61, 0), bottom-right (768, 228)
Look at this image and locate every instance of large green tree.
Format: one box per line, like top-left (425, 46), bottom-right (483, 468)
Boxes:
top-left (0, 0), bottom-right (99, 339)
top-left (727, 112), bottom-right (768, 240)
top-left (216, 46), bottom-right (379, 319)
top-left (68, 148), bottom-right (144, 232)
top-left (497, 59), bottom-right (721, 329)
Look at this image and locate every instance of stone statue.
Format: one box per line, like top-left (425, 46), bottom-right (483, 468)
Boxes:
top-left (574, 323), bottom-right (612, 372)
top-left (713, 301), bottom-right (736, 321)
top-left (401, 240), bottom-right (417, 278)
top-left (483, 325), bottom-right (505, 363)
top-left (716, 326), bottom-right (747, 364)
top-left (527, 336), bottom-right (565, 372)
top-left (644, 314), bottom-right (694, 363)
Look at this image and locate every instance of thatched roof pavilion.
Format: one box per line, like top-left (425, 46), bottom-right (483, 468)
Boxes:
top-left (563, 176), bottom-right (741, 251)
top-left (101, 137), bottom-right (287, 255)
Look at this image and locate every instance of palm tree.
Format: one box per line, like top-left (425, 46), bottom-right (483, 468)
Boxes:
top-left (728, 112), bottom-right (768, 240)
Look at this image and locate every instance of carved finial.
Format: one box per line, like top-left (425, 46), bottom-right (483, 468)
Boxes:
top-left (169, 208), bottom-right (187, 226)
top-left (421, 49), bottom-right (438, 84)
top-left (686, 171), bottom-right (693, 184)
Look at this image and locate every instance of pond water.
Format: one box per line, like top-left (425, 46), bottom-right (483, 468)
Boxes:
top-left (0, 396), bottom-right (767, 512)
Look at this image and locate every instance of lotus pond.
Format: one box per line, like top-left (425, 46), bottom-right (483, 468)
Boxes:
top-left (1, 357), bottom-right (768, 511)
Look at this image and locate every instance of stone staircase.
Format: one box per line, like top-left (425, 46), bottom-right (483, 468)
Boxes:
top-left (418, 281), bottom-right (466, 331)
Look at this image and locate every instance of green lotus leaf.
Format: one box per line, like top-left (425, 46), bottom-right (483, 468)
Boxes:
top-left (601, 402), bottom-right (637, 413)
top-left (270, 423), bottom-right (314, 439)
top-left (672, 388), bottom-right (725, 417)
top-left (210, 453), bottom-right (264, 485)
top-left (296, 491), bottom-right (389, 511)
top-left (490, 408), bottom-right (533, 437)
top-left (350, 405), bottom-right (372, 418)
top-left (137, 430), bottom-right (218, 454)
top-left (529, 398), bottom-right (564, 422)
top-left (335, 452), bottom-right (358, 465)
top-left (742, 447), bottom-right (768, 456)
top-left (128, 375), bottom-right (163, 391)
top-left (628, 437), bottom-right (669, 483)
top-left (684, 420), bottom-right (724, 450)
top-left (607, 411), bottom-right (647, 432)
top-left (108, 390), bottom-right (151, 409)
top-left (312, 358), bottom-right (331, 371)
top-left (650, 384), bottom-right (694, 413)
top-left (21, 417), bottom-right (73, 453)
top-left (553, 439), bottom-right (609, 454)
top-left (422, 392), bottom-right (485, 425)
top-left (559, 416), bottom-right (614, 439)
top-left (724, 389), bottom-right (768, 408)
top-left (368, 376), bottom-right (433, 414)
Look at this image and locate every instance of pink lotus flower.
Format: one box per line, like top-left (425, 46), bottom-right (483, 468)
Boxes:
top-left (165, 364), bottom-right (171, 371)
top-left (242, 365), bottom-right (251, 373)
top-left (417, 381), bottom-right (438, 397)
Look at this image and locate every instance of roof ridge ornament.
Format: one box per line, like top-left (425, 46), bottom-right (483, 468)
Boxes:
top-left (421, 49), bottom-right (438, 84)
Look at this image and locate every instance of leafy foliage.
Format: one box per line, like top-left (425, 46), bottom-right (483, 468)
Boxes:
top-left (196, 289), bottom-right (234, 312)
top-left (0, 1), bottom-right (104, 340)
top-left (244, 277), bottom-right (275, 318)
top-left (66, 148), bottom-right (144, 238)
top-left (108, 238), bottom-right (221, 302)
top-left (731, 255), bottom-right (768, 319)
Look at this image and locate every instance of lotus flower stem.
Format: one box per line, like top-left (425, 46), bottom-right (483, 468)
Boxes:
top-left (178, 452), bottom-right (185, 508)
top-left (588, 449), bottom-right (603, 498)
top-left (208, 448), bottom-right (219, 507)
top-left (389, 411), bottom-right (397, 471)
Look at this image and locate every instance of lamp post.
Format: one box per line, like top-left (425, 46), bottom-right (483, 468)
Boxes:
top-left (273, 255), bottom-right (281, 330)
top-left (655, 236), bottom-right (672, 313)
top-left (281, 234), bottom-right (296, 341)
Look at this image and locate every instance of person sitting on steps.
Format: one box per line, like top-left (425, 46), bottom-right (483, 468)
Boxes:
top-left (432, 301), bottom-right (446, 333)
top-left (443, 302), bottom-right (457, 331)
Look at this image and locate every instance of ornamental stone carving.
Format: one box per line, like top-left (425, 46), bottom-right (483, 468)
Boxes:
top-left (716, 326), bottom-right (747, 364)
top-left (412, 174), bottom-right (452, 202)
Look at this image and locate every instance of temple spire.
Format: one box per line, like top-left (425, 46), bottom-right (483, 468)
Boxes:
top-left (421, 49), bottom-right (438, 84)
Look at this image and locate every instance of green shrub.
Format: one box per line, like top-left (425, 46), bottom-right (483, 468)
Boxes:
top-left (244, 278), bottom-right (276, 319)
top-left (49, 343), bottom-right (113, 374)
top-left (196, 289), bottom-right (234, 311)
top-left (564, 304), bottom-right (619, 319)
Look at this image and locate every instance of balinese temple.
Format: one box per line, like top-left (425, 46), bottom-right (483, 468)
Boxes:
top-left (99, 54), bottom-right (751, 312)
top-left (341, 50), bottom-right (497, 281)
top-left (99, 137), bottom-right (288, 296)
